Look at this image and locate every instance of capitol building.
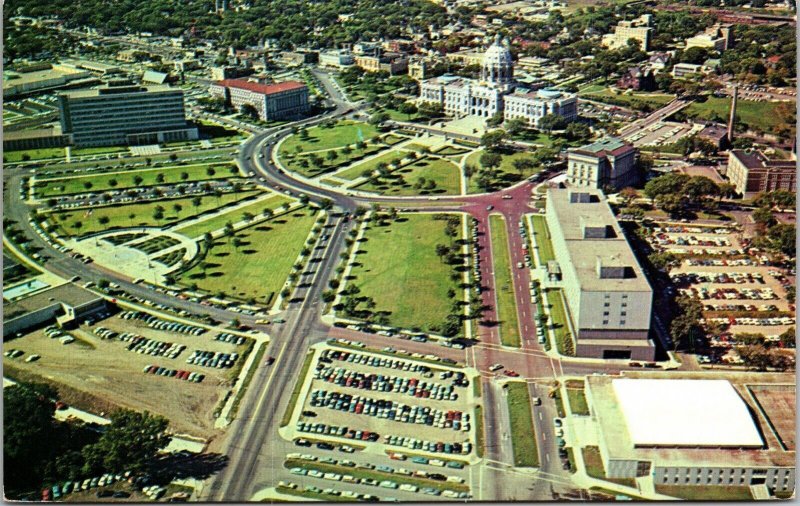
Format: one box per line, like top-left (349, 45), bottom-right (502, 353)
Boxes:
top-left (419, 35), bottom-right (577, 127)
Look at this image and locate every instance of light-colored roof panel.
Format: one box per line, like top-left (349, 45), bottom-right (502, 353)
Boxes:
top-left (612, 378), bottom-right (764, 448)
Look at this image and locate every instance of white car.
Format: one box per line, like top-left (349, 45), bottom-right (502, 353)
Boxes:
top-left (489, 363), bottom-right (503, 372)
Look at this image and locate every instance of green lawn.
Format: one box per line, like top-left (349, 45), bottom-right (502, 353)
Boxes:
top-left (545, 289), bottom-right (575, 356)
top-left (47, 191), bottom-right (260, 237)
top-left (281, 143), bottom-right (387, 177)
top-left (280, 350), bottom-right (316, 427)
top-left (655, 485), bottom-right (754, 501)
top-left (475, 405), bottom-right (484, 458)
top-left (280, 120), bottom-right (380, 154)
top-left (684, 97), bottom-right (787, 133)
top-left (346, 213), bottom-right (463, 333)
top-left (466, 150), bottom-right (544, 193)
top-left (174, 195), bottom-right (293, 239)
top-left (530, 215), bottom-right (555, 264)
top-left (357, 156), bottom-right (462, 196)
top-left (180, 209), bottom-right (317, 304)
top-left (506, 382), bottom-right (539, 467)
top-left (582, 446), bottom-right (635, 487)
top-left (333, 150), bottom-right (409, 181)
top-left (4, 147), bottom-right (66, 163)
top-left (34, 163), bottom-right (239, 197)
top-left (565, 380), bottom-right (590, 416)
top-left (579, 87), bottom-right (675, 111)
top-left (489, 215), bottom-right (520, 347)
top-left (70, 146), bottom-right (128, 157)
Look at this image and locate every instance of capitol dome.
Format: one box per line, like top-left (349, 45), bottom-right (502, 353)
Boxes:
top-left (482, 33), bottom-right (514, 86)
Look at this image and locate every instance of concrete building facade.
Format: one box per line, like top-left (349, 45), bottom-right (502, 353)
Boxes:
top-left (601, 14), bottom-right (653, 51)
top-left (209, 79), bottom-right (309, 121)
top-left (57, 84), bottom-right (198, 147)
top-left (319, 49), bottom-right (355, 69)
top-left (726, 149), bottom-right (797, 197)
top-left (685, 24), bottom-right (734, 52)
top-left (3, 284), bottom-right (108, 337)
top-left (546, 189), bottom-right (654, 360)
top-left (566, 137), bottom-right (639, 190)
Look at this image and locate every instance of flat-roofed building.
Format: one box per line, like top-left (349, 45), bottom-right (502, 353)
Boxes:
top-left (355, 53), bottom-right (409, 75)
top-left (3, 284), bottom-right (108, 337)
top-left (585, 376), bottom-right (795, 494)
top-left (3, 63), bottom-right (93, 97)
top-left (567, 137), bottom-right (639, 190)
top-left (3, 126), bottom-right (69, 151)
top-left (546, 189), bottom-right (654, 360)
top-left (726, 149), bottom-right (796, 197)
top-left (57, 84), bottom-right (198, 147)
top-left (319, 49), bottom-right (355, 69)
top-left (503, 88), bottom-right (577, 127)
top-left (685, 24), bottom-right (734, 52)
top-left (601, 14), bottom-right (653, 51)
top-left (208, 79), bottom-right (309, 121)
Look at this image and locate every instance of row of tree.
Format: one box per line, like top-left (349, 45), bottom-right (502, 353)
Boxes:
top-left (5, 381), bottom-right (170, 499)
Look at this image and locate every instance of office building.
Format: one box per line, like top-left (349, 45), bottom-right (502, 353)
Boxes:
top-left (319, 49), bottom-right (355, 69)
top-left (209, 79), bottom-right (309, 121)
top-left (685, 24), bottom-right (734, 52)
top-left (419, 35), bottom-right (576, 126)
top-left (566, 137), bottom-right (639, 190)
top-left (546, 189), bottom-right (654, 360)
top-left (57, 84), bottom-right (197, 147)
top-left (726, 149), bottom-right (797, 197)
top-left (355, 52), bottom-right (409, 75)
top-left (601, 14), bottom-right (653, 51)
top-left (585, 377), bottom-right (795, 494)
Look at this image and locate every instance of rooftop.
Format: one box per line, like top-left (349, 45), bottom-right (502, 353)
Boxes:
top-left (570, 137), bottom-right (634, 159)
top-left (61, 84), bottom-right (177, 99)
top-left (214, 79), bottom-right (306, 95)
top-left (730, 149), bottom-right (795, 170)
top-left (613, 378), bottom-right (764, 448)
top-left (586, 375), bottom-right (794, 469)
top-left (547, 188), bottom-right (651, 293)
top-left (4, 283), bottom-right (103, 320)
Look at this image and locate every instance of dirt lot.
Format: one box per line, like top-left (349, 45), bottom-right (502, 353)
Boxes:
top-left (747, 384), bottom-right (796, 451)
top-left (3, 314), bottom-right (250, 439)
top-left (296, 346), bottom-right (477, 448)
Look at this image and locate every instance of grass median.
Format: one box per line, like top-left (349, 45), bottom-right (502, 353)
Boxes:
top-left (545, 289), bottom-right (575, 356)
top-left (506, 382), bottom-right (539, 467)
top-left (228, 340), bottom-right (266, 421)
top-left (530, 215), bottom-right (555, 264)
top-left (565, 379), bottom-right (589, 415)
top-left (280, 350), bottom-right (316, 427)
top-left (489, 215), bottom-right (520, 347)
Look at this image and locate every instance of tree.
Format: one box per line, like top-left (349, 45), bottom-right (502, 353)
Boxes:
top-left (619, 187), bottom-right (638, 206)
top-left (511, 157), bottom-right (534, 176)
top-left (504, 118), bottom-right (527, 137)
top-left (564, 121), bottom-right (591, 141)
top-left (643, 173), bottom-right (691, 203)
top-left (398, 102), bottom-right (418, 120)
top-left (670, 295), bottom-right (704, 351)
top-left (4, 382), bottom-right (59, 492)
top-left (435, 243), bottom-right (449, 262)
top-left (752, 207), bottom-right (776, 229)
top-left (156, 173), bottom-right (165, 184)
top-left (683, 176), bottom-right (720, 206)
top-left (325, 150), bottom-right (338, 163)
top-left (108, 178), bottom-right (118, 187)
top-left (173, 203), bottom-right (183, 217)
top-left (81, 409), bottom-right (170, 475)
top-left (486, 111), bottom-right (505, 127)
top-left (479, 152), bottom-right (502, 171)
top-left (192, 196), bottom-right (202, 211)
top-left (206, 167), bottom-right (217, 177)
top-left (98, 216), bottom-right (110, 226)
top-left (83, 181), bottom-right (93, 190)
top-left (369, 111), bottom-right (390, 126)
top-left (180, 171), bottom-right (189, 181)
top-left (480, 129), bottom-right (506, 152)
top-left (242, 211), bottom-right (255, 222)
top-left (538, 114), bottom-right (568, 133)
top-left (319, 198), bottom-right (333, 210)
top-left (152, 206), bottom-right (165, 223)
top-left (767, 224), bottom-right (795, 257)
top-left (240, 103), bottom-right (259, 119)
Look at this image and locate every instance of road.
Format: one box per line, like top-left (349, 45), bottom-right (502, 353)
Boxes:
top-left (7, 67), bottom-right (642, 502)
top-left (617, 98), bottom-right (693, 140)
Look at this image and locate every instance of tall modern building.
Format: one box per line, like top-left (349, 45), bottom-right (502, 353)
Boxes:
top-left (601, 14), bottom-right (653, 51)
top-left (57, 84), bottom-right (197, 147)
top-left (209, 79), bottom-right (309, 121)
top-left (566, 137), bottom-right (639, 190)
top-left (418, 34), bottom-right (577, 126)
top-left (545, 188), bottom-right (655, 360)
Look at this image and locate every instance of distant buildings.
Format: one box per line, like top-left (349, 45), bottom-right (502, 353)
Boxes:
top-left (419, 35), bottom-right (576, 126)
top-left (545, 189), bottom-right (655, 360)
top-left (355, 52), bottom-right (409, 75)
top-left (671, 62), bottom-right (703, 78)
top-left (57, 84), bottom-right (198, 147)
top-left (725, 149), bottom-right (797, 197)
top-left (209, 79), bottom-right (309, 121)
top-left (319, 49), bottom-right (355, 69)
top-left (3, 63), bottom-right (94, 97)
top-left (685, 24), bottom-right (734, 52)
top-left (616, 66), bottom-right (656, 91)
top-left (566, 137), bottom-right (639, 191)
top-left (585, 377), bottom-right (795, 494)
top-left (601, 14), bottom-right (653, 51)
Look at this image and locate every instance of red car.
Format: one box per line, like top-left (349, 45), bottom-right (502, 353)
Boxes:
top-left (504, 370), bottom-right (520, 377)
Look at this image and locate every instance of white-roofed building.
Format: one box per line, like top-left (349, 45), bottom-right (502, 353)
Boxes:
top-left (584, 376), bottom-right (795, 495)
top-left (611, 378), bottom-right (764, 448)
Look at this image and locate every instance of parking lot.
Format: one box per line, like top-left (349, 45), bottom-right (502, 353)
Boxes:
top-left (288, 343), bottom-right (479, 456)
top-left (2, 310), bottom-right (252, 438)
